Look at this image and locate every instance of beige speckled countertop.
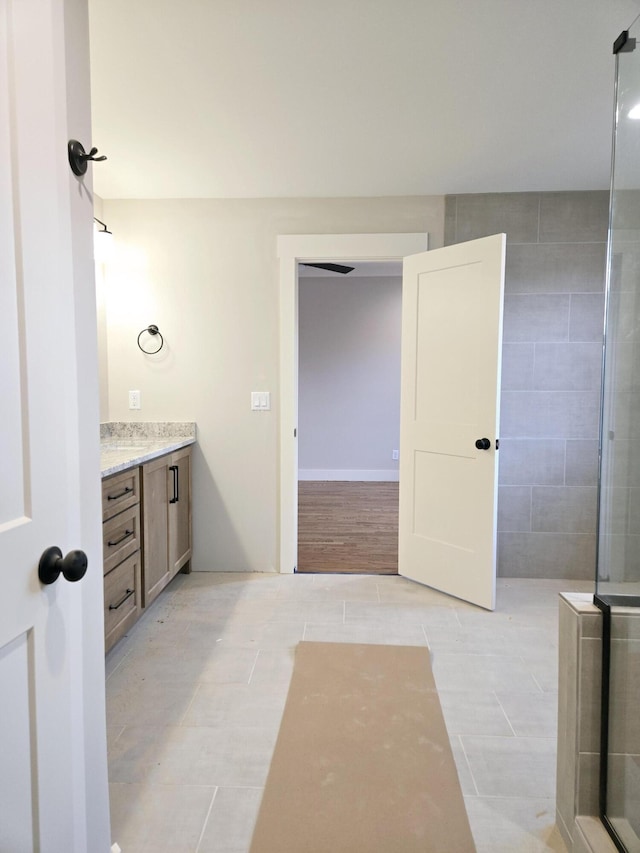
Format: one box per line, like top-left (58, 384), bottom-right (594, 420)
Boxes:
top-left (100, 422), bottom-right (196, 478)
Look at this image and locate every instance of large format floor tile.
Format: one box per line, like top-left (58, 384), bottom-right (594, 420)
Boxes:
top-left (106, 572), bottom-right (591, 852)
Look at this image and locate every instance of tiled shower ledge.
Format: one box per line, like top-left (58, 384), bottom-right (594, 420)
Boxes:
top-left (100, 421), bottom-right (196, 478)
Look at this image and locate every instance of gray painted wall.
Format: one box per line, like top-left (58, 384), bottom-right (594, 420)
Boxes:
top-left (298, 275), bottom-right (401, 479)
top-left (445, 191), bottom-right (609, 579)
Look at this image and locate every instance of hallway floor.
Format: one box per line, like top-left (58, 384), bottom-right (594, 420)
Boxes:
top-left (106, 571), bottom-right (591, 852)
top-left (297, 481), bottom-right (399, 574)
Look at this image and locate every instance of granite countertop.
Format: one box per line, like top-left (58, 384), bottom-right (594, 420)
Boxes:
top-left (100, 422), bottom-right (196, 478)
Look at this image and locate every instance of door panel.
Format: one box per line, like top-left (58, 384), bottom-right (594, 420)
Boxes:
top-left (0, 632), bottom-right (35, 852)
top-left (399, 235), bottom-right (505, 610)
top-left (0, 0), bottom-right (109, 849)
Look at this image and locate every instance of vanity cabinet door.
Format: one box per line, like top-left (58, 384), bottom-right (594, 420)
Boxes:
top-left (141, 455), bottom-right (171, 607)
top-left (169, 446), bottom-right (192, 575)
top-left (142, 446), bottom-right (193, 608)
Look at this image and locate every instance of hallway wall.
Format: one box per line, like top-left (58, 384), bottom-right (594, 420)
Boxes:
top-left (445, 191), bottom-right (609, 579)
top-left (298, 274), bottom-right (401, 481)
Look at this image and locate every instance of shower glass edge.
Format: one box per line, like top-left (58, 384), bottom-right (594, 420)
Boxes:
top-left (594, 13), bottom-right (640, 853)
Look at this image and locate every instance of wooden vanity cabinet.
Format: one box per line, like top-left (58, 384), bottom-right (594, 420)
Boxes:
top-left (142, 446), bottom-right (192, 608)
top-left (101, 446), bottom-right (192, 650)
top-left (101, 468), bottom-right (142, 652)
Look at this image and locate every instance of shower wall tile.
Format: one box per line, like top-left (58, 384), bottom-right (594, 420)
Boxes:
top-left (626, 487), bottom-right (640, 534)
top-left (506, 242), bottom-right (606, 294)
top-left (600, 532), bottom-right (640, 583)
top-left (569, 293), bottom-right (606, 342)
top-left (598, 488), bottom-right (628, 536)
top-left (609, 638), bottom-right (640, 755)
top-left (607, 439), bottom-right (640, 488)
top-left (577, 637), bottom-right (602, 754)
top-left (532, 342), bottom-right (602, 392)
top-left (611, 390), bottom-right (640, 440)
top-left (576, 753), bottom-right (600, 817)
top-left (497, 439), bottom-right (565, 486)
top-left (500, 343), bottom-right (534, 391)
top-left (447, 190), bottom-right (608, 579)
top-left (532, 487), bottom-right (598, 534)
top-left (500, 391), bottom-right (600, 440)
top-left (611, 188), bottom-right (640, 230)
top-left (498, 532), bottom-right (596, 579)
top-left (607, 754), bottom-right (640, 838)
top-left (603, 341), bottom-right (633, 395)
top-left (444, 196), bottom-right (456, 246)
top-left (608, 286), bottom-right (640, 336)
top-left (565, 440), bottom-right (599, 487)
top-left (453, 192), bottom-right (539, 244)
top-left (611, 613), bottom-right (640, 642)
top-left (503, 294), bottom-right (570, 342)
top-left (497, 486), bottom-right (531, 532)
top-left (538, 191), bottom-right (609, 243)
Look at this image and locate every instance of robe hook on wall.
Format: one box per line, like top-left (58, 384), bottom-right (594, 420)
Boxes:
top-left (93, 217), bottom-right (112, 235)
top-left (68, 139), bottom-right (107, 176)
top-left (137, 325), bottom-right (164, 355)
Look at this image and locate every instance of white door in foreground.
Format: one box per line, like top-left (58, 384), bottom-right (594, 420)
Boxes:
top-left (398, 235), bottom-right (506, 610)
top-left (0, 0), bottom-right (110, 849)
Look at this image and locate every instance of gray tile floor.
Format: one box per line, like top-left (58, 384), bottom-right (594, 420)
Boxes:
top-left (106, 572), bottom-right (592, 853)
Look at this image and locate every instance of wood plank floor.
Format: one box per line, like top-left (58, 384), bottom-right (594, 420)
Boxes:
top-left (297, 481), bottom-right (399, 574)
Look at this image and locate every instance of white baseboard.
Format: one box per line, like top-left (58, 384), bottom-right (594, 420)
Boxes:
top-left (298, 469), bottom-right (399, 482)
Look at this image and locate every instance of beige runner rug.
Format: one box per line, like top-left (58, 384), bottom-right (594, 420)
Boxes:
top-left (249, 642), bottom-right (475, 853)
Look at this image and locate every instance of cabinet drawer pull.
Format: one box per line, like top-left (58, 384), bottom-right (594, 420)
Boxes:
top-left (107, 486), bottom-right (133, 501)
top-left (169, 465), bottom-right (179, 504)
top-left (107, 529), bottom-right (134, 547)
top-left (109, 588), bottom-right (134, 610)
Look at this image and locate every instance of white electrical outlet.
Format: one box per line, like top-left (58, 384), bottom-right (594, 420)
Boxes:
top-left (129, 390), bottom-right (141, 410)
top-left (392, 449), bottom-right (399, 461)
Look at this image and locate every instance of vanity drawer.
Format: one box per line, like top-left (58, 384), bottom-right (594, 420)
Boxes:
top-left (103, 504), bottom-right (140, 575)
top-left (104, 552), bottom-right (141, 652)
top-left (102, 468), bottom-right (140, 522)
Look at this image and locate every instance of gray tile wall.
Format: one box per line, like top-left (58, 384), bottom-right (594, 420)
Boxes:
top-left (445, 191), bottom-right (609, 579)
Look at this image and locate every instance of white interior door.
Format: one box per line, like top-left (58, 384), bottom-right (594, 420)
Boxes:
top-left (0, 0), bottom-right (110, 850)
top-left (398, 235), bottom-right (506, 610)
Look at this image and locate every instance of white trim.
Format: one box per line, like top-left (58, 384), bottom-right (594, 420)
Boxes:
top-left (277, 232), bottom-right (428, 573)
top-left (299, 469), bottom-right (400, 482)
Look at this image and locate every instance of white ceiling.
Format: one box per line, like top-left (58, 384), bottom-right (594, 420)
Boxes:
top-left (88, 0), bottom-right (640, 200)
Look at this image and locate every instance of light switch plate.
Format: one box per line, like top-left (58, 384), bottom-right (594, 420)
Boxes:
top-left (251, 391), bottom-right (271, 411)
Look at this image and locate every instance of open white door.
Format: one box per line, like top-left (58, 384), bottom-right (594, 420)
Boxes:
top-left (398, 235), bottom-right (506, 610)
top-left (0, 0), bottom-right (110, 850)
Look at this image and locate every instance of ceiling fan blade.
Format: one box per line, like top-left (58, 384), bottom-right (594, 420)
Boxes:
top-left (301, 262), bottom-right (355, 274)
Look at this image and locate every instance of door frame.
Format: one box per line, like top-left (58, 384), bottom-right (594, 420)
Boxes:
top-left (277, 233), bottom-right (428, 574)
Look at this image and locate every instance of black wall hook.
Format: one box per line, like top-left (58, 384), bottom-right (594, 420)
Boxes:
top-left (68, 139), bottom-right (107, 176)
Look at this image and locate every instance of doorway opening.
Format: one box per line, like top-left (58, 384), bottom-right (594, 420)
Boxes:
top-left (297, 260), bottom-right (402, 574)
top-left (276, 232), bottom-right (429, 575)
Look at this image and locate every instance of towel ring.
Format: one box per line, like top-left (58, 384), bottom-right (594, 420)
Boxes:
top-left (137, 325), bottom-right (164, 354)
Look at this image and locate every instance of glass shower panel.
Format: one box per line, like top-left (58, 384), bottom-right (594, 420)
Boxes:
top-left (597, 15), bottom-right (640, 602)
top-left (596, 14), bottom-right (640, 852)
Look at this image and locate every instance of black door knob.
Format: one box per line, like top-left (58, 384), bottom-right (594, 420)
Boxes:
top-left (38, 546), bottom-right (88, 585)
top-left (475, 438), bottom-right (491, 450)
